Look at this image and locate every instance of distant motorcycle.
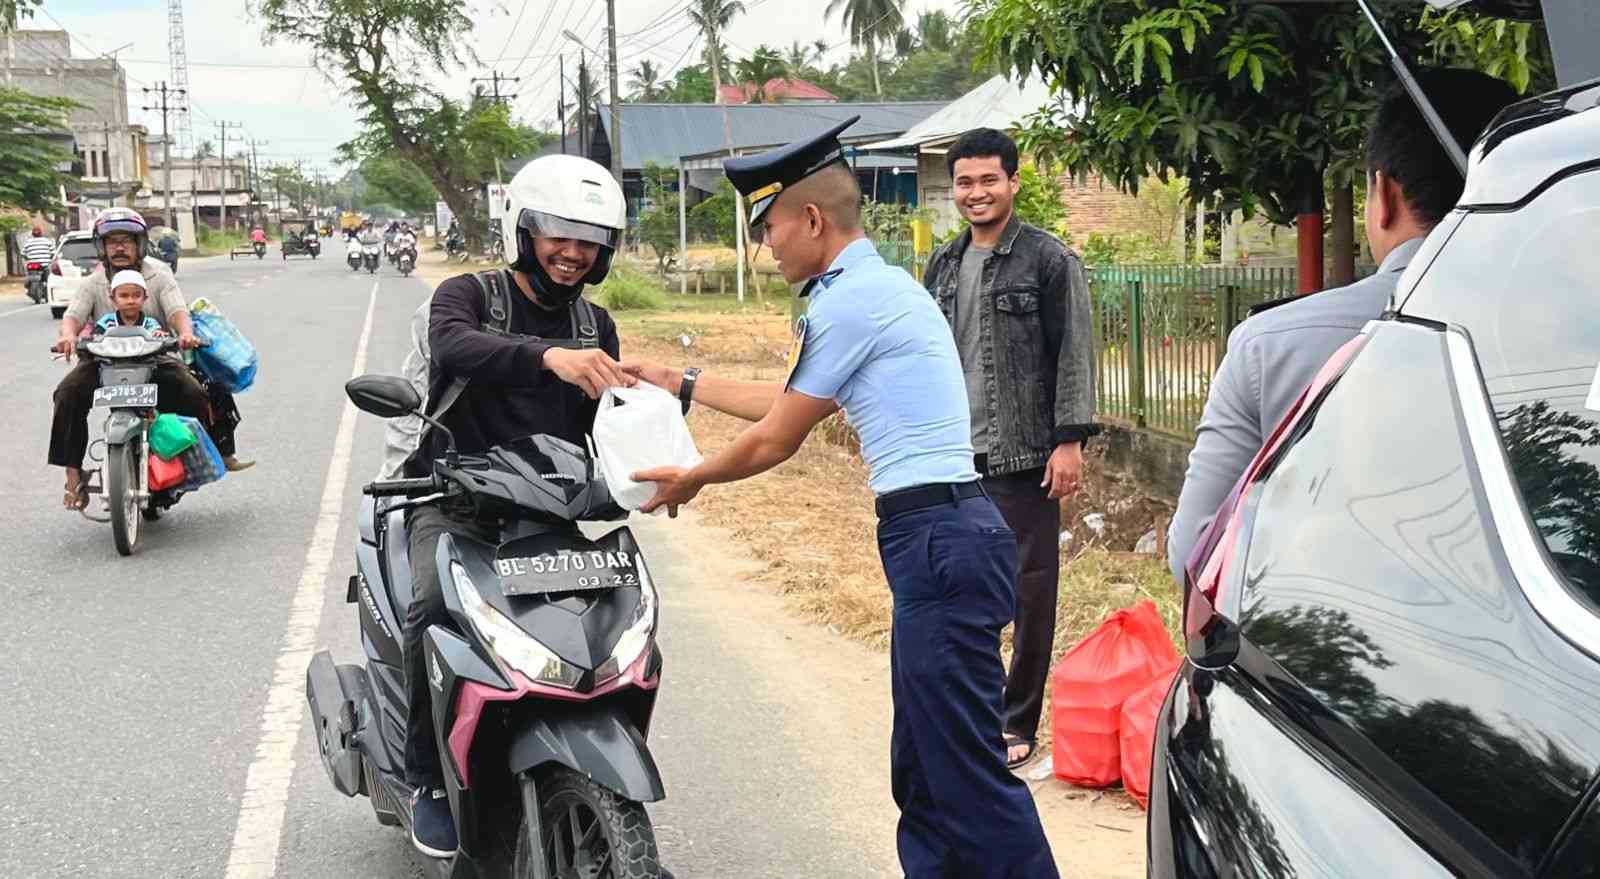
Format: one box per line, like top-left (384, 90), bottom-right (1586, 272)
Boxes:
top-left (25, 261), bottom-right (48, 304)
top-left (346, 241), bottom-right (363, 272)
top-left (254, 241), bottom-right (267, 259)
top-left (304, 234), bottom-right (322, 260)
top-left (395, 235), bottom-right (417, 277)
top-left (445, 230), bottom-right (468, 264)
top-left (362, 241), bottom-right (381, 274)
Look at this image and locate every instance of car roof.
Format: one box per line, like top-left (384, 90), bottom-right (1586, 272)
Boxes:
top-left (1460, 79), bottom-right (1600, 209)
top-left (60, 230), bottom-right (94, 240)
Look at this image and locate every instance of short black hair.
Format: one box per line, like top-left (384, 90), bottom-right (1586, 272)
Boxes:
top-left (946, 128), bottom-right (1019, 179)
top-left (1366, 68), bottom-right (1519, 226)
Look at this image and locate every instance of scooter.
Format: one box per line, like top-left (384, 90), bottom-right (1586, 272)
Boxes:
top-left (254, 241), bottom-right (267, 259)
top-left (396, 239), bottom-right (417, 277)
top-left (25, 261), bottom-right (48, 303)
top-left (306, 374), bottom-right (667, 878)
top-left (363, 241), bottom-right (381, 274)
top-left (305, 234), bottom-right (322, 259)
top-left (347, 242), bottom-right (363, 272)
top-left (70, 327), bottom-right (189, 555)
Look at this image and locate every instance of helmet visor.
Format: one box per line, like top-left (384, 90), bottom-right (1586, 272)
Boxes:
top-left (518, 209), bottom-right (620, 249)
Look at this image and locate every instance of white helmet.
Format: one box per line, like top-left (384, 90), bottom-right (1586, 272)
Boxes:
top-left (504, 155), bottom-right (625, 303)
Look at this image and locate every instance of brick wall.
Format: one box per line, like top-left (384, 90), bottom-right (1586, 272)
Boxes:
top-left (1059, 171), bottom-right (1146, 246)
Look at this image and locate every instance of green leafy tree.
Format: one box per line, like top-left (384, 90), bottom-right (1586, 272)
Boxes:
top-left (358, 155), bottom-right (438, 216)
top-left (253, 0), bottom-right (536, 249)
top-left (1, 0), bottom-right (41, 31)
top-left (0, 87), bottom-right (79, 213)
top-left (916, 10), bottom-right (957, 52)
top-left (689, 0), bottom-right (748, 107)
top-left (193, 139), bottom-right (216, 160)
top-left (628, 60), bottom-right (665, 102)
top-left (663, 64), bottom-right (716, 103)
top-left (688, 180), bottom-right (736, 247)
top-left (782, 40), bottom-right (826, 81)
top-left (968, 0), bottom-right (1551, 234)
top-left (636, 163), bottom-right (681, 272)
top-left (734, 46), bottom-right (787, 102)
top-left (826, 0), bottom-right (906, 97)
top-left (1013, 163), bottom-right (1068, 238)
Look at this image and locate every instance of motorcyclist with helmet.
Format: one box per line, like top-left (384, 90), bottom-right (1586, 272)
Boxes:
top-left (397, 155), bottom-right (635, 859)
top-left (48, 209), bottom-right (253, 510)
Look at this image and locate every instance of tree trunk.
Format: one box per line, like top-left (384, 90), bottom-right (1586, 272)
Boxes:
top-left (868, 39), bottom-right (882, 97)
top-left (1329, 182), bottom-right (1355, 286)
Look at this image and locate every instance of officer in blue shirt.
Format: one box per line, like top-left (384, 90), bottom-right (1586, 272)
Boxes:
top-left (627, 118), bottom-right (1057, 879)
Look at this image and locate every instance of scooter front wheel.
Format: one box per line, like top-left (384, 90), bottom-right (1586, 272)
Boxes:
top-left (107, 441), bottom-right (140, 556)
top-left (515, 768), bottom-right (660, 879)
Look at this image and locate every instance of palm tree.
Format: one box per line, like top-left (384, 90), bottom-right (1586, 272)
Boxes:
top-left (915, 10), bottom-right (955, 53)
top-left (892, 27), bottom-right (917, 58)
top-left (782, 41), bottom-right (815, 81)
top-left (824, 0), bottom-right (904, 98)
top-left (688, 0), bottom-right (748, 108)
top-left (735, 46), bottom-right (787, 103)
top-left (628, 59), bottom-right (664, 102)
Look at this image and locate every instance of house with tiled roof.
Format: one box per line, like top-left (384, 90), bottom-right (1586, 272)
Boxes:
top-left (716, 78), bottom-right (838, 105)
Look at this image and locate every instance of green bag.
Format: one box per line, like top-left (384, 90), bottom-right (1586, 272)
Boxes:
top-left (149, 412), bottom-right (198, 460)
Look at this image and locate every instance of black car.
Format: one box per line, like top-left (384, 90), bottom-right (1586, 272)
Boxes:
top-left (1150, 63), bottom-right (1600, 879)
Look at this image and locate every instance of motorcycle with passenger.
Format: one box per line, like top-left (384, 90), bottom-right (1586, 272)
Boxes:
top-left (347, 240), bottom-right (363, 272)
top-left (307, 375), bottom-right (669, 879)
top-left (61, 326), bottom-right (190, 555)
top-left (363, 240), bottom-right (382, 274)
top-left (395, 236), bottom-right (418, 277)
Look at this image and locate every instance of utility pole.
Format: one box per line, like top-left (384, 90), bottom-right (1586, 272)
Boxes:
top-left (578, 58), bottom-right (590, 158)
top-left (559, 55), bottom-right (567, 155)
top-left (605, 3), bottom-right (623, 185)
top-left (141, 82), bottom-right (187, 230)
top-left (296, 159), bottom-right (305, 217)
top-left (471, 70), bottom-right (520, 185)
top-left (216, 120), bottom-right (240, 231)
top-left (247, 139), bottom-right (267, 226)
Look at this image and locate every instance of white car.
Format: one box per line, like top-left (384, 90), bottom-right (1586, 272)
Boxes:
top-left (47, 231), bottom-right (99, 319)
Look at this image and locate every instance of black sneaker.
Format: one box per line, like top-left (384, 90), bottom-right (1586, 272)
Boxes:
top-left (410, 786), bottom-right (458, 859)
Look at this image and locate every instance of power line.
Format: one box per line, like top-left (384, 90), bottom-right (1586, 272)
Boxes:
top-left (494, 0), bottom-right (533, 69)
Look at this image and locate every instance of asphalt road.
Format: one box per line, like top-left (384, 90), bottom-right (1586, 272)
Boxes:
top-left (0, 245), bottom-right (903, 879)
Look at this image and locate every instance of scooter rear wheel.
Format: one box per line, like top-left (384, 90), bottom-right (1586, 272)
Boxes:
top-left (514, 768), bottom-right (660, 879)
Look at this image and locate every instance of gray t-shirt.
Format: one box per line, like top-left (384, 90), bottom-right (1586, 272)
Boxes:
top-left (954, 245), bottom-right (992, 453)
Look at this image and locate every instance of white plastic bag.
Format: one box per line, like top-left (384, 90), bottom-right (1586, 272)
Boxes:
top-left (592, 383), bottom-right (704, 512)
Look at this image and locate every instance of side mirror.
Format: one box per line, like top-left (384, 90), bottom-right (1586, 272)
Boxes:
top-left (345, 374), bottom-right (421, 418)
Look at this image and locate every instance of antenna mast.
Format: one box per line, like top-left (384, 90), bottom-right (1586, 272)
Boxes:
top-left (168, 0), bottom-right (195, 154)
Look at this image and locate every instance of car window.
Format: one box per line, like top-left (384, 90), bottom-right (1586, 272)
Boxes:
top-left (59, 241), bottom-right (98, 263)
top-left (1400, 170), bottom-right (1600, 619)
top-left (1234, 321), bottom-right (1600, 870)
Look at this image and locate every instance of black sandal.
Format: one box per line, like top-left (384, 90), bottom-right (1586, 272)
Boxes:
top-left (1004, 734), bottom-right (1036, 769)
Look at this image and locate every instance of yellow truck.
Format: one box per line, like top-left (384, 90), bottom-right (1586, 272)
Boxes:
top-left (339, 212), bottom-right (364, 234)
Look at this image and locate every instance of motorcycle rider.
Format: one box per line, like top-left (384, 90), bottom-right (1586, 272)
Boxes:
top-left (23, 223), bottom-right (53, 301)
top-left (48, 209), bottom-right (252, 509)
top-left (397, 155), bottom-right (634, 859)
top-left (157, 232), bottom-right (180, 273)
top-left (250, 224), bottom-right (267, 250)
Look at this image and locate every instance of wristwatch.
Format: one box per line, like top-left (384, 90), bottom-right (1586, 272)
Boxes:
top-left (679, 367), bottom-right (702, 415)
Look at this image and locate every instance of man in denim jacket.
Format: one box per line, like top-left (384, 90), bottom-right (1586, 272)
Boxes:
top-left (923, 128), bottom-right (1099, 768)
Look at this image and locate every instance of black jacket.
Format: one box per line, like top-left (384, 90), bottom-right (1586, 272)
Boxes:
top-left (923, 215), bottom-right (1099, 475)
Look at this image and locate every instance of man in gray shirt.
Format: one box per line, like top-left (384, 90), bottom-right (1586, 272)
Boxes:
top-left (1167, 69), bottom-right (1518, 584)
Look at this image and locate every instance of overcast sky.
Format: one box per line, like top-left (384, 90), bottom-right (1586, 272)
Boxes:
top-left (37, 0), bottom-right (966, 177)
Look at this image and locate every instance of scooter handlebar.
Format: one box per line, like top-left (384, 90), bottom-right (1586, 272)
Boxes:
top-left (363, 476), bottom-right (438, 497)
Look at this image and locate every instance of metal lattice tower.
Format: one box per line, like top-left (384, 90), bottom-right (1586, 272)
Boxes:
top-left (167, 0), bottom-right (194, 154)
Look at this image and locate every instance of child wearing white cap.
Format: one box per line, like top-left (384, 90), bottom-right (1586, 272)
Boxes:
top-left (94, 269), bottom-right (166, 335)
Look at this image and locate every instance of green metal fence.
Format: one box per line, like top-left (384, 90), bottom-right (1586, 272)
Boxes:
top-left (1089, 264), bottom-right (1302, 437)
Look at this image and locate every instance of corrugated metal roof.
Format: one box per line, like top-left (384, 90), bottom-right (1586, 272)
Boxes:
top-left (859, 76), bottom-right (1058, 151)
top-left (511, 101), bottom-right (948, 174)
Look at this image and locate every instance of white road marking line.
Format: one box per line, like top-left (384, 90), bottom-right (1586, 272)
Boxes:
top-left (0, 303), bottom-right (42, 318)
top-left (222, 279), bottom-right (379, 879)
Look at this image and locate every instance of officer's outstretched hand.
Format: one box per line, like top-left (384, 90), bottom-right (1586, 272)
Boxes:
top-left (620, 360), bottom-right (681, 395)
top-left (545, 348), bottom-right (635, 399)
top-left (632, 466), bottom-right (701, 519)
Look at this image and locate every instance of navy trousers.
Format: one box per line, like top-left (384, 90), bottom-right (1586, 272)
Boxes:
top-left (877, 494), bottom-right (1058, 879)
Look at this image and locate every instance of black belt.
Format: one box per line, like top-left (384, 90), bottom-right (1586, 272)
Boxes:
top-left (875, 480), bottom-right (986, 520)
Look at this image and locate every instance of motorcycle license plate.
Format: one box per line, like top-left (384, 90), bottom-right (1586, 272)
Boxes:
top-left (93, 383), bottom-right (158, 408)
top-left (497, 545), bottom-right (641, 596)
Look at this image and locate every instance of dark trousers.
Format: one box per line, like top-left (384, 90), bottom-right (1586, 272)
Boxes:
top-left (982, 464), bottom-right (1062, 744)
top-left (403, 503), bottom-right (500, 789)
top-left (878, 494), bottom-right (1058, 879)
top-left (48, 358), bottom-right (213, 469)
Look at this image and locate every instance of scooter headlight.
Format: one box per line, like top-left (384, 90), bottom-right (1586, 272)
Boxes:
top-left (86, 336), bottom-right (165, 358)
top-left (449, 562), bottom-right (584, 690)
top-left (594, 558), bottom-right (658, 685)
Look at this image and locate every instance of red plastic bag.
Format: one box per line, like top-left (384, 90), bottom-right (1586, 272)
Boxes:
top-left (149, 453), bottom-right (186, 492)
top-left (1119, 659), bottom-right (1181, 809)
top-left (1050, 599), bottom-right (1180, 787)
